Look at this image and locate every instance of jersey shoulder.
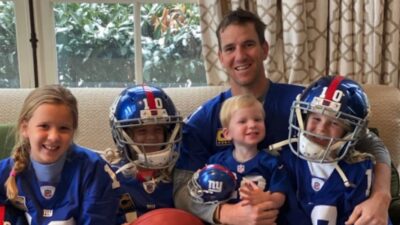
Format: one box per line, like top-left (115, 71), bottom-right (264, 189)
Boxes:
top-left (185, 90), bottom-right (231, 123)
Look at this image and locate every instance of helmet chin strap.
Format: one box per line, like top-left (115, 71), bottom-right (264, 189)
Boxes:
top-left (334, 163), bottom-right (354, 188)
top-left (268, 138), bottom-right (298, 151)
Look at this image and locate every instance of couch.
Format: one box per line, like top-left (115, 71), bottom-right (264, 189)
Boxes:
top-left (1, 85), bottom-right (400, 171)
top-left (1, 84), bottom-right (400, 221)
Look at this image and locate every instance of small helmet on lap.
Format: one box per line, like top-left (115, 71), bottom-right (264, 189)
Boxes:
top-left (188, 164), bottom-right (237, 204)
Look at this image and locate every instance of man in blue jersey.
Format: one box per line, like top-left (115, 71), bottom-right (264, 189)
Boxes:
top-left (174, 8), bottom-right (391, 225)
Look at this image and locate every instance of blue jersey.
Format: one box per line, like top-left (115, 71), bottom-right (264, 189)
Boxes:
top-left (208, 148), bottom-right (290, 202)
top-left (280, 146), bottom-right (375, 225)
top-left (176, 81), bottom-right (304, 172)
top-left (114, 161), bottom-right (174, 224)
top-left (208, 148), bottom-right (310, 225)
top-left (0, 144), bottom-right (119, 225)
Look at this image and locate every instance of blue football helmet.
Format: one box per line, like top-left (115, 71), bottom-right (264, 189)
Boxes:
top-left (110, 85), bottom-right (182, 169)
top-left (187, 164), bottom-right (237, 204)
top-left (288, 75), bottom-right (370, 163)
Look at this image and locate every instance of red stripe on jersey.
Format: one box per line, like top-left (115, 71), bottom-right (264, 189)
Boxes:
top-left (325, 76), bottom-right (344, 100)
top-left (0, 204), bottom-right (5, 224)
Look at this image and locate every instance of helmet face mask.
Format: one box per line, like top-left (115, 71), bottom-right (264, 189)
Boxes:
top-left (288, 76), bottom-right (369, 163)
top-left (110, 85), bottom-right (182, 170)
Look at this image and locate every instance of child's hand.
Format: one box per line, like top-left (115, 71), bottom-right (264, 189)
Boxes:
top-left (240, 181), bottom-right (286, 209)
top-left (239, 180), bottom-right (271, 206)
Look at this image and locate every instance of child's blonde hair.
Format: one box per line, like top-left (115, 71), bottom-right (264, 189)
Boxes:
top-left (220, 94), bottom-right (265, 128)
top-left (5, 85), bottom-right (78, 201)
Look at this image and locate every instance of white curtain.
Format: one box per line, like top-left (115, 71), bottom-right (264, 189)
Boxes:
top-left (199, 0), bottom-right (400, 88)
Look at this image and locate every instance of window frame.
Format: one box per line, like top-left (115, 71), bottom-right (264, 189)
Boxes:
top-left (2, 0), bottom-right (34, 87)
top-left (11, 0), bottom-right (199, 88)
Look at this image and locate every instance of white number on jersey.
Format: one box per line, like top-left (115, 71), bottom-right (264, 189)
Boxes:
top-left (310, 205), bottom-right (337, 225)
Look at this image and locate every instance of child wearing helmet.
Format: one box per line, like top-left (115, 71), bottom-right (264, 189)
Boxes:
top-left (277, 75), bottom-right (391, 224)
top-left (107, 85), bottom-right (183, 224)
top-left (188, 94), bottom-right (307, 224)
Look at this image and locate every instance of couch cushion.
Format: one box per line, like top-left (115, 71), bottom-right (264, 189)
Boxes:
top-left (0, 124), bottom-right (15, 160)
top-left (364, 85), bottom-right (400, 173)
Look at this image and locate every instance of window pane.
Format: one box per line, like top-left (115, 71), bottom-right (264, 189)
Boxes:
top-left (54, 2), bottom-right (205, 88)
top-left (54, 3), bottom-right (135, 87)
top-left (0, 1), bottom-right (20, 88)
top-left (141, 3), bottom-right (205, 87)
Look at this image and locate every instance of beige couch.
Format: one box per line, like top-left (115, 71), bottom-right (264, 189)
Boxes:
top-left (0, 85), bottom-right (400, 174)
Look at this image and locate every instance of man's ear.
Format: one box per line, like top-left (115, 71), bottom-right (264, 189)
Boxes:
top-left (262, 42), bottom-right (269, 60)
top-left (222, 127), bottom-right (232, 140)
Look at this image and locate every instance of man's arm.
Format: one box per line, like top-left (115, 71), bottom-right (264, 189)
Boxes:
top-left (348, 131), bottom-right (392, 225)
top-left (173, 169), bottom-right (281, 225)
top-left (356, 130), bottom-right (391, 166)
top-left (173, 169), bottom-right (218, 223)
top-left (346, 163), bottom-right (391, 225)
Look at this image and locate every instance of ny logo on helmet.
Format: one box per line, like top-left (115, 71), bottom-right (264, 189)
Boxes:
top-left (208, 180), bottom-right (223, 193)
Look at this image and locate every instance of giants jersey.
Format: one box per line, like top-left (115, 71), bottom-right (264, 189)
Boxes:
top-left (208, 148), bottom-right (290, 202)
top-left (0, 144), bottom-right (120, 225)
top-left (280, 146), bottom-right (374, 225)
top-left (176, 81), bottom-right (304, 172)
top-left (115, 170), bottom-right (174, 224)
top-left (208, 149), bottom-right (310, 225)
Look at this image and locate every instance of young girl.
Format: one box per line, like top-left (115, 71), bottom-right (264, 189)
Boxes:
top-left (107, 85), bottom-right (182, 224)
top-left (0, 85), bottom-right (119, 224)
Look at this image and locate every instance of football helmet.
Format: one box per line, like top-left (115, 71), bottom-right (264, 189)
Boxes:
top-left (288, 75), bottom-right (369, 163)
top-left (110, 85), bottom-right (182, 169)
top-left (188, 164), bottom-right (237, 204)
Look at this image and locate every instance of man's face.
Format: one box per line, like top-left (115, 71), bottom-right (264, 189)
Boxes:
top-left (218, 22), bottom-right (269, 89)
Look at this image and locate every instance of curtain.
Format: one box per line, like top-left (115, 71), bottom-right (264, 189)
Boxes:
top-left (199, 0), bottom-right (400, 88)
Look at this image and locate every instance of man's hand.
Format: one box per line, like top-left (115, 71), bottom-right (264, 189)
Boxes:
top-left (219, 201), bottom-right (279, 225)
top-left (345, 163), bottom-right (391, 225)
top-left (345, 192), bottom-right (390, 225)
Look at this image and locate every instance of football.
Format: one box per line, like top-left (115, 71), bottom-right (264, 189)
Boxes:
top-left (131, 208), bottom-right (204, 225)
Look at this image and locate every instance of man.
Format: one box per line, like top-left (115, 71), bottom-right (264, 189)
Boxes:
top-left (174, 8), bottom-right (391, 225)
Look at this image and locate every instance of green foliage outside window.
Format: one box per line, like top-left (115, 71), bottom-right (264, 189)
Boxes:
top-left (0, 1), bottom-right (19, 88)
top-left (0, 2), bottom-right (205, 88)
top-left (54, 3), bottom-right (205, 87)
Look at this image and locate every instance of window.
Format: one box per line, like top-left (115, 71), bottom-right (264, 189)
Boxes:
top-left (0, 0), bottom-right (40, 88)
top-left (0, 1), bottom-right (19, 88)
top-left (1, 0), bottom-right (205, 88)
